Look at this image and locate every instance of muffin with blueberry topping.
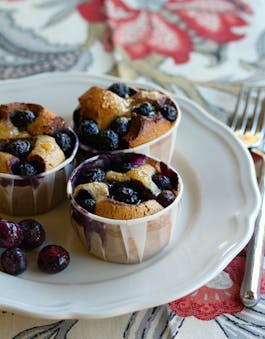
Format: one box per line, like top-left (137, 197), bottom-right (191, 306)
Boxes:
top-left (0, 102), bottom-right (78, 215)
top-left (67, 152), bottom-right (183, 264)
top-left (73, 82), bottom-right (181, 163)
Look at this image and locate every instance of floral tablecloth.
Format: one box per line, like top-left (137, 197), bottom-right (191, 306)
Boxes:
top-left (0, 1), bottom-right (265, 338)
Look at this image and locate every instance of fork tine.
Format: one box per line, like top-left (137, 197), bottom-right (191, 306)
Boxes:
top-left (249, 88), bottom-right (262, 134)
top-left (231, 83), bottom-right (265, 147)
top-left (238, 86), bottom-right (252, 134)
top-left (230, 84), bottom-right (244, 131)
top-left (258, 97), bottom-right (265, 142)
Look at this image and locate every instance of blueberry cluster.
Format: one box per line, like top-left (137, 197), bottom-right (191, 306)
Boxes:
top-left (108, 181), bottom-right (150, 205)
top-left (152, 174), bottom-right (176, 207)
top-left (0, 107), bottom-right (75, 176)
top-left (77, 117), bottom-right (130, 151)
top-left (75, 82), bottom-right (178, 151)
top-left (1, 131), bottom-right (73, 176)
top-left (74, 161), bottom-right (177, 214)
top-left (2, 139), bottom-right (37, 176)
top-left (0, 218), bottom-right (69, 275)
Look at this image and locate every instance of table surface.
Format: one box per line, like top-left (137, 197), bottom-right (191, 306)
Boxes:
top-left (0, 1), bottom-right (265, 338)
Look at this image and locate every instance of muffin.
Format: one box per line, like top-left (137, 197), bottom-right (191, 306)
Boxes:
top-left (67, 152), bottom-right (183, 264)
top-left (73, 82), bottom-right (181, 163)
top-left (0, 102), bottom-right (78, 216)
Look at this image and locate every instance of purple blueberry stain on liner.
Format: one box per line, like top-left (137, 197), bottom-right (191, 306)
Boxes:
top-left (72, 208), bottom-right (106, 252)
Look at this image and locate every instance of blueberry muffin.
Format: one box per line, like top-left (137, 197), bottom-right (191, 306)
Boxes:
top-left (73, 82), bottom-right (180, 159)
top-left (0, 103), bottom-right (76, 175)
top-left (0, 103), bottom-right (78, 216)
top-left (68, 153), bottom-right (183, 264)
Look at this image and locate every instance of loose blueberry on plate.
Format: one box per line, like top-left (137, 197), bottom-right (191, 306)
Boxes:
top-left (37, 245), bottom-right (70, 274)
top-left (0, 219), bottom-right (23, 248)
top-left (19, 219), bottom-right (46, 250)
top-left (1, 247), bottom-right (27, 275)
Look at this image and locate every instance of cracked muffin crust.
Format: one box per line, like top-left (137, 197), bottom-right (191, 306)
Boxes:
top-left (73, 82), bottom-right (180, 155)
top-left (0, 103), bottom-right (75, 175)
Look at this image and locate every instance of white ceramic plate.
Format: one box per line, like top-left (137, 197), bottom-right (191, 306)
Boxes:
top-left (0, 73), bottom-right (260, 319)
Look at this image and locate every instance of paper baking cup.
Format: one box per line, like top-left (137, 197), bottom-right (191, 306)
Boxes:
top-left (67, 153), bottom-right (183, 264)
top-left (0, 129), bottom-right (79, 216)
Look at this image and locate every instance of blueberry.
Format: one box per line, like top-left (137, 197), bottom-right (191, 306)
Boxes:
top-left (54, 131), bottom-right (72, 156)
top-left (4, 139), bottom-right (31, 158)
top-left (111, 153), bottom-right (145, 172)
top-left (159, 104), bottom-right (178, 122)
top-left (152, 174), bottom-right (173, 190)
top-left (96, 130), bottom-right (119, 151)
top-left (75, 189), bottom-right (96, 213)
top-left (132, 102), bottom-right (155, 116)
top-left (11, 110), bottom-right (36, 129)
top-left (107, 82), bottom-right (130, 98)
top-left (109, 117), bottom-right (130, 136)
top-left (78, 120), bottom-right (99, 145)
top-left (157, 190), bottom-right (176, 207)
top-left (76, 168), bottom-right (105, 185)
top-left (19, 219), bottom-right (46, 250)
top-left (11, 161), bottom-right (37, 176)
top-left (0, 219), bottom-right (23, 248)
top-left (1, 248), bottom-right (27, 275)
top-left (110, 183), bottom-right (140, 204)
top-left (37, 245), bottom-right (70, 274)
top-left (119, 162), bottom-right (137, 172)
top-left (110, 161), bottom-right (137, 173)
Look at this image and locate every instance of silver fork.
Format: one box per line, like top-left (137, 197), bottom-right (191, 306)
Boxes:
top-left (229, 84), bottom-right (265, 307)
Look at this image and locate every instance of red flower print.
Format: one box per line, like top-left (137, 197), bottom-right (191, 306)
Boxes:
top-left (102, 0), bottom-right (252, 64)
top-left (166, 0), bottom-right (253, 43)
top-left (112, 12), bottom-right (192, 63)
top-left (105, 0), bottom-right (193, 63)
top-left (76, 0), bottom-right (106, 23)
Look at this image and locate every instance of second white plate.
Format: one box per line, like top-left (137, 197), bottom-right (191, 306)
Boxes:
top-left (0, 72), bottom-right (260, 319)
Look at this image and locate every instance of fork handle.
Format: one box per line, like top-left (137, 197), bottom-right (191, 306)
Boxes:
top-left (240, 153), bottom-right (265, 307)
